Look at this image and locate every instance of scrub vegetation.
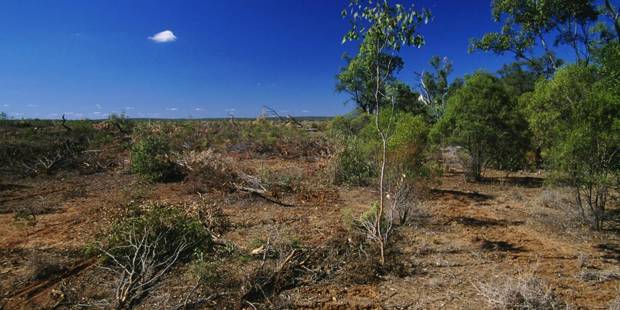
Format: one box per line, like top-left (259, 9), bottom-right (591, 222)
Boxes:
top-left (1, 0), bottom-right (620, 308)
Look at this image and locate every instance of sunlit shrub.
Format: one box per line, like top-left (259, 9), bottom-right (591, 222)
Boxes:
top-left (130, 135), bottom-right (181, 181)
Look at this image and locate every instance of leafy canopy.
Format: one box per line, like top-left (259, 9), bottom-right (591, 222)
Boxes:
top-left (470, 0), bottom-right (599, 74)
top-left (336, 32), bottom-right (405, 113)
top-left (341, 0), bottom-right (430, 51)
top-left (524, 44), bottom-right (620, 180)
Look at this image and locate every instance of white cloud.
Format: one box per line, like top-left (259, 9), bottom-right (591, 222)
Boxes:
top-left (166, 107), bottom-right (178, 111)
top-left (125, 106), bottom-right (135, 110)
top-left (148, 30), bottom-right (177, 43)
top-left (26, 104), bottom-right (39, 108)
top-left (301, 110), bottom-right (310, 113)
top-left (194, 107), bottom-right (202, 111)
top-left (95, 104), bottom-right (103, 109)
top-left (2, 104), bottom-right (8, 107)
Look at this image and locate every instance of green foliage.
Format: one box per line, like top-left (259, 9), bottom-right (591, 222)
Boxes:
top-left (336, 35), bottom-right (404, 113)
top-left (188, 251), bottom-right (221, 286)
top-left (433, 71), bottom-right (530, 180)
top-left (0, 119), bottom-right (120, 176)
top-left (385, 81), bottom-right (427, 117)
top-left (419, 56), bottom-right (460, 122)
top-left (333, 135), bottom-right (377, 186)
top-left (130, 135), bottom-right (180, 182)
top-left (470, 0), bottom-right (599, 74)
top-left (387, 112), bottom-right (436, 179)
top-left (523, 43), bottom-right (620, 229)
top-left (328, 113), bottom-right (372, 137)
top-left (340, 207), bottom-right (355, 231)
top-left (105, 112), bottom-right (133, 134)
top-left (104, 202), bottom-right (212, 260)
top-left (497, 62), bottom-right (542, 98)
top-left (339, 0), bottom-right (430, 117)
top-left (330, 111), bottom-right (435, 186)
top-left (359, 202), bottom-right (381, 224)
top-left (13, 207), bottom-right (37, 227)
top-left (341, 0), bottom-right (430, 50)
top-left (357, 202), bottom-right (391, 232)
top-left (200, 120), bottom-right (325, 158)
top-left (329, 113), bottom-right (376, 186)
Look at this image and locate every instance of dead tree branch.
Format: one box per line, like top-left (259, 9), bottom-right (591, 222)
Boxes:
top-left (98, 226), bottom-right (193, 309)
top-left (61, 114), bottom-right (72, 132)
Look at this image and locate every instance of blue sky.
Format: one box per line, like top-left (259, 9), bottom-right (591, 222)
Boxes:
top-left (0, 0), bottom-right (516, 119)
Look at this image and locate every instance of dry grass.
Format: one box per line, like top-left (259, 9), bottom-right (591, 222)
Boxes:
top-left (474, 273), bottom-right (566, 309)
top-left (578, 269), bottom-right (620, 283)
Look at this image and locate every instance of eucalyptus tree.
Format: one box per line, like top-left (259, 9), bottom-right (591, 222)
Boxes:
top-left (417, 56), bottom-right (460, 122)
top-left (432, 72), bottom-right (529, 181)
top-left (341, 0), bottom-right (430, 265)
top-left (336, 32), bottom-right (404, 113)
top-left (470, 0), bottom-right (599, 74)
top-left (523, 43), bottom-right (620, 230)
top-left (497, 62), bottom-right (542, 98)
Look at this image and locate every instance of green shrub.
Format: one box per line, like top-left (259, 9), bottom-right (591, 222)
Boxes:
top-left (523, 44), bottom-right (620, 230)
top-left (432, 71), bottom-right (530, 181)
top-left (356, 202), bottom-right (392, 232)
top-left (328, 113), bottom-right (372, 137)
top-left (13, 207), bottom-right (37, 227)
top-left (130, 135), bottom-right (180, 181)
top-left (329, 111), bottom-right (437, 186)
top-left (105, 203), bottom-right (211, 257)
top-left (333, 136), bottom-right (376, 186)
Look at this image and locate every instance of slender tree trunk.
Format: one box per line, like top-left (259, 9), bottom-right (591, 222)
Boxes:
top-left (377, 130), bottom-right (387, 265)
top-left (575, 186), bottom-right (586, 220)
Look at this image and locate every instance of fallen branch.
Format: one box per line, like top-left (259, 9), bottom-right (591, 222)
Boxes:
top-left (234, 184), bottom-right (295, 207)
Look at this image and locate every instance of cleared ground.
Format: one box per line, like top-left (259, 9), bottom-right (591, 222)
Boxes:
top-left (1, 146), bottom-right (619, 308)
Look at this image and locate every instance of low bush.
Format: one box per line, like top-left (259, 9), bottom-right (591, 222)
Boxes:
top-left (180, 149), bottom-right (242, 191)
top-left (332, 136), bottom-right (376, 186)
top-left (0, 119), bottom-right (124, 176)
top-left (328, 111), bottom-right (437, 187)
top-left (475, 273), bottom-right (566, 309)
top-left (13, 207), bottom-right (37, 227)
top-left (99, 202), bottom-right (213, 309)
top-left (131, 135), bottom-right (181, 182)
